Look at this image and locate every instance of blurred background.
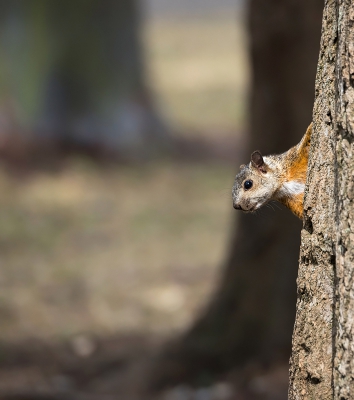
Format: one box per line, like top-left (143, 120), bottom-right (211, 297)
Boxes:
top-left (0, 1), bottom-right (322, 399)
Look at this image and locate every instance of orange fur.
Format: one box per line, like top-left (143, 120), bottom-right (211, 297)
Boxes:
top-left (281, 123), bottom-right (312, 217)
top-left (280, 193), bottom-right (304, 218)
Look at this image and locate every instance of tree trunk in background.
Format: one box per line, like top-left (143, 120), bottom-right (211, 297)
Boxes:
top-left (0, 0), bottom-right (164, 159)
top-left (150, 0), bottom-right (323, 388)
top-left (289, 1), bottom-right (354, 398)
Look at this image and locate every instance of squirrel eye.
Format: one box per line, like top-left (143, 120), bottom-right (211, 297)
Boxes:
top-left (244, 180), bottom-right (253, 190)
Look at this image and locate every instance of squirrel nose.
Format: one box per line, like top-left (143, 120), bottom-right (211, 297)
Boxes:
top-left (233, 203), bottom-right (242, 210)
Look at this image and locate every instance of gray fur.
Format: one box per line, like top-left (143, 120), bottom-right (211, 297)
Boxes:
top-left (232, 156), bottom-right (282, 212)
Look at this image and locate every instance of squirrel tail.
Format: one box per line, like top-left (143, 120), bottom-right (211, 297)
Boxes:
top-left (296, 122), bottom-right (312, 158)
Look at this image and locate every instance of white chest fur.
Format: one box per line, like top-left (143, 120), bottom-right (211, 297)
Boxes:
top-left (279, 181), bottom-right (305, 197)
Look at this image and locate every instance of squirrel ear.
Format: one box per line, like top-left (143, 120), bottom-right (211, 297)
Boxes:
top-left (251, 151), bottom-right (267, 172)
top-left (251, 151), bottom-right (264, 167)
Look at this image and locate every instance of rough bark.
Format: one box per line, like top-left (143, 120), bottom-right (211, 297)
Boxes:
top-left (149, 0), bottom-right (323, 387)
top-left (289, 1), bottom-right (354, 398)
top-left (288, 2), bottom-right (337, 398)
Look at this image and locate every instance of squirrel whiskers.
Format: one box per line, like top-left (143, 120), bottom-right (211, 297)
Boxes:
top-left (232, 123), bottom-right (312, 219)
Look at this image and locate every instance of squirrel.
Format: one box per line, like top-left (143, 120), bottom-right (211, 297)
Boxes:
top-left (232, 123), bottom-right (312, 219)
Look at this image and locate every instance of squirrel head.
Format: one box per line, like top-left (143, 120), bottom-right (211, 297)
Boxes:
top-left (232, 150), bottom-right (280, 213)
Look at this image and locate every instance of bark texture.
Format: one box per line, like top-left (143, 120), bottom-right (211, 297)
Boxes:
top-left (289, 1), bottom-right (354, 398)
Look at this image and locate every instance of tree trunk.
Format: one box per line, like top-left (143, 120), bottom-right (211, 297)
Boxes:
top-left (0, 0), bottom-right (164, 158)
top-left (289, 1), bottom-right (354, 399)
top-left (150, 0), bottom-right (323, 388)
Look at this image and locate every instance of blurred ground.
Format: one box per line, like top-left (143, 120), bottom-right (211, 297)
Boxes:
top-left (0, 159), bottom-right (233, 340)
